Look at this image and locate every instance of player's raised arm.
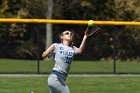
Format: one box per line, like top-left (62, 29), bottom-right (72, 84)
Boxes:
top-left (42, 44), bottom-right (55, 58)
top-left (76, 21), bottom-right (101, 54)
top-left (76, 35), bottom-right (88, 54)
top-left (76, 26), bottom-right (90, 54)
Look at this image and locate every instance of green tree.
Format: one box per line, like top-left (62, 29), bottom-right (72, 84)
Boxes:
top-left (0, 0), bottom-right (140, 60)
top-left (0, 0), bottom-right (27, 58)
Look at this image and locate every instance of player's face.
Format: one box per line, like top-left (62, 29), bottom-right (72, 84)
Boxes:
top-left (62, 31), bottom-right (73, 42)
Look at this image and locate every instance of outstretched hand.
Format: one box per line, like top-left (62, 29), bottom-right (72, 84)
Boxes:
top-left (84, 26), bottom-right (91, 37)
top-left (84, 26), bottom-right (101, 39)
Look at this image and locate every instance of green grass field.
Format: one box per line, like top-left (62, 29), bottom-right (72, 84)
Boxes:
top-left (0, 76), bottom-right (140, 93)
top-left (0, 59), bottom-right (140, 74)
top-left (0, 59), bottom-right (140, 93)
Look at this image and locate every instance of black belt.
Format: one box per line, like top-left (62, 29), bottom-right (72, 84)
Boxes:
top-left (52, 70), bottom-right (67, 77)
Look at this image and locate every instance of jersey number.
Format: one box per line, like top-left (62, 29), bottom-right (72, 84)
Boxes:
top-left (66, 57), bottom-right (72, 64)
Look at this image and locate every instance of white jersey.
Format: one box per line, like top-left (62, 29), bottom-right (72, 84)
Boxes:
top-left (52, 43), bottom-right (78, 74)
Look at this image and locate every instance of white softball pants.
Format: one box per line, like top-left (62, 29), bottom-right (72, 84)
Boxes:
top-left (48, 72), bottom-right (70, 93)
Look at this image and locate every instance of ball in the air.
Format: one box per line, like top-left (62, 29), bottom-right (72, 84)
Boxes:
top-left (30, 91), bottom-right (34, 93)
top-left (88, 20), bottom-right (94, 26)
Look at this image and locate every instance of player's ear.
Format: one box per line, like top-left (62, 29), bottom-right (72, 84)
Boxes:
top-left (60, 36), bottom-right (63, 39)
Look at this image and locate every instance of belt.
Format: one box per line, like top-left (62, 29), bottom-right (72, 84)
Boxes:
top-left (52, 70), bottom-right (67, 77)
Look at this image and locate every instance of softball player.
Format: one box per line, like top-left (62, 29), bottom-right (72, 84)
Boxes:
top-left (42, 30), bottom-right (89, 93)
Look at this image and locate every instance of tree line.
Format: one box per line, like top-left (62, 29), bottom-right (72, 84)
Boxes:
top-left (0, 0), bottom-right (140, 60)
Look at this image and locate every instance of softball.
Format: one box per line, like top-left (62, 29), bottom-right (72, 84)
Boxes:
top-left (88, 20), bottom-right (94, 26)
top-left (31, 91), bottom-right (34, 93)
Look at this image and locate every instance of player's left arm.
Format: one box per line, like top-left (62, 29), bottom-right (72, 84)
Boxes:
top-left (76, 26), bottom-right (93, 54)
top-left (76, 35), bottom-right (88, 54)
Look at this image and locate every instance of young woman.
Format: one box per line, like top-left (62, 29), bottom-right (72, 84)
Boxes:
top-left (42, 30), bottom-right (89, 93)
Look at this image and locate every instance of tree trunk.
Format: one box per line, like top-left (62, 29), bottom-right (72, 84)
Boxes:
top-left (46, 0), bottom-right (53, 49)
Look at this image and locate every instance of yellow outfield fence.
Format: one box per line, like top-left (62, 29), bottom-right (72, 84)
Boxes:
top-left (0, 18), bottom-right (140, 26)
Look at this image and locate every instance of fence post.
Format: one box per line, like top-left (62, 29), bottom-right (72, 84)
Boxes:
top-left (113, 26), bottom-right (118, 74)
top-left (37, 26), bottom-right (40, 74)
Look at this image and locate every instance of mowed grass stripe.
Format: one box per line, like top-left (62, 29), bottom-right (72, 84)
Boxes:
top-left (0, 59), bottom-right (140, 74)
top-left (0, 76), bottom-right (140, 93)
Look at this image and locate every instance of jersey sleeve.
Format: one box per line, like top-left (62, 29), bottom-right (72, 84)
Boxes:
top-left (48, 43), bottom-right (57, 59)
top-left (53, 43), bottom-right (57, 53)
